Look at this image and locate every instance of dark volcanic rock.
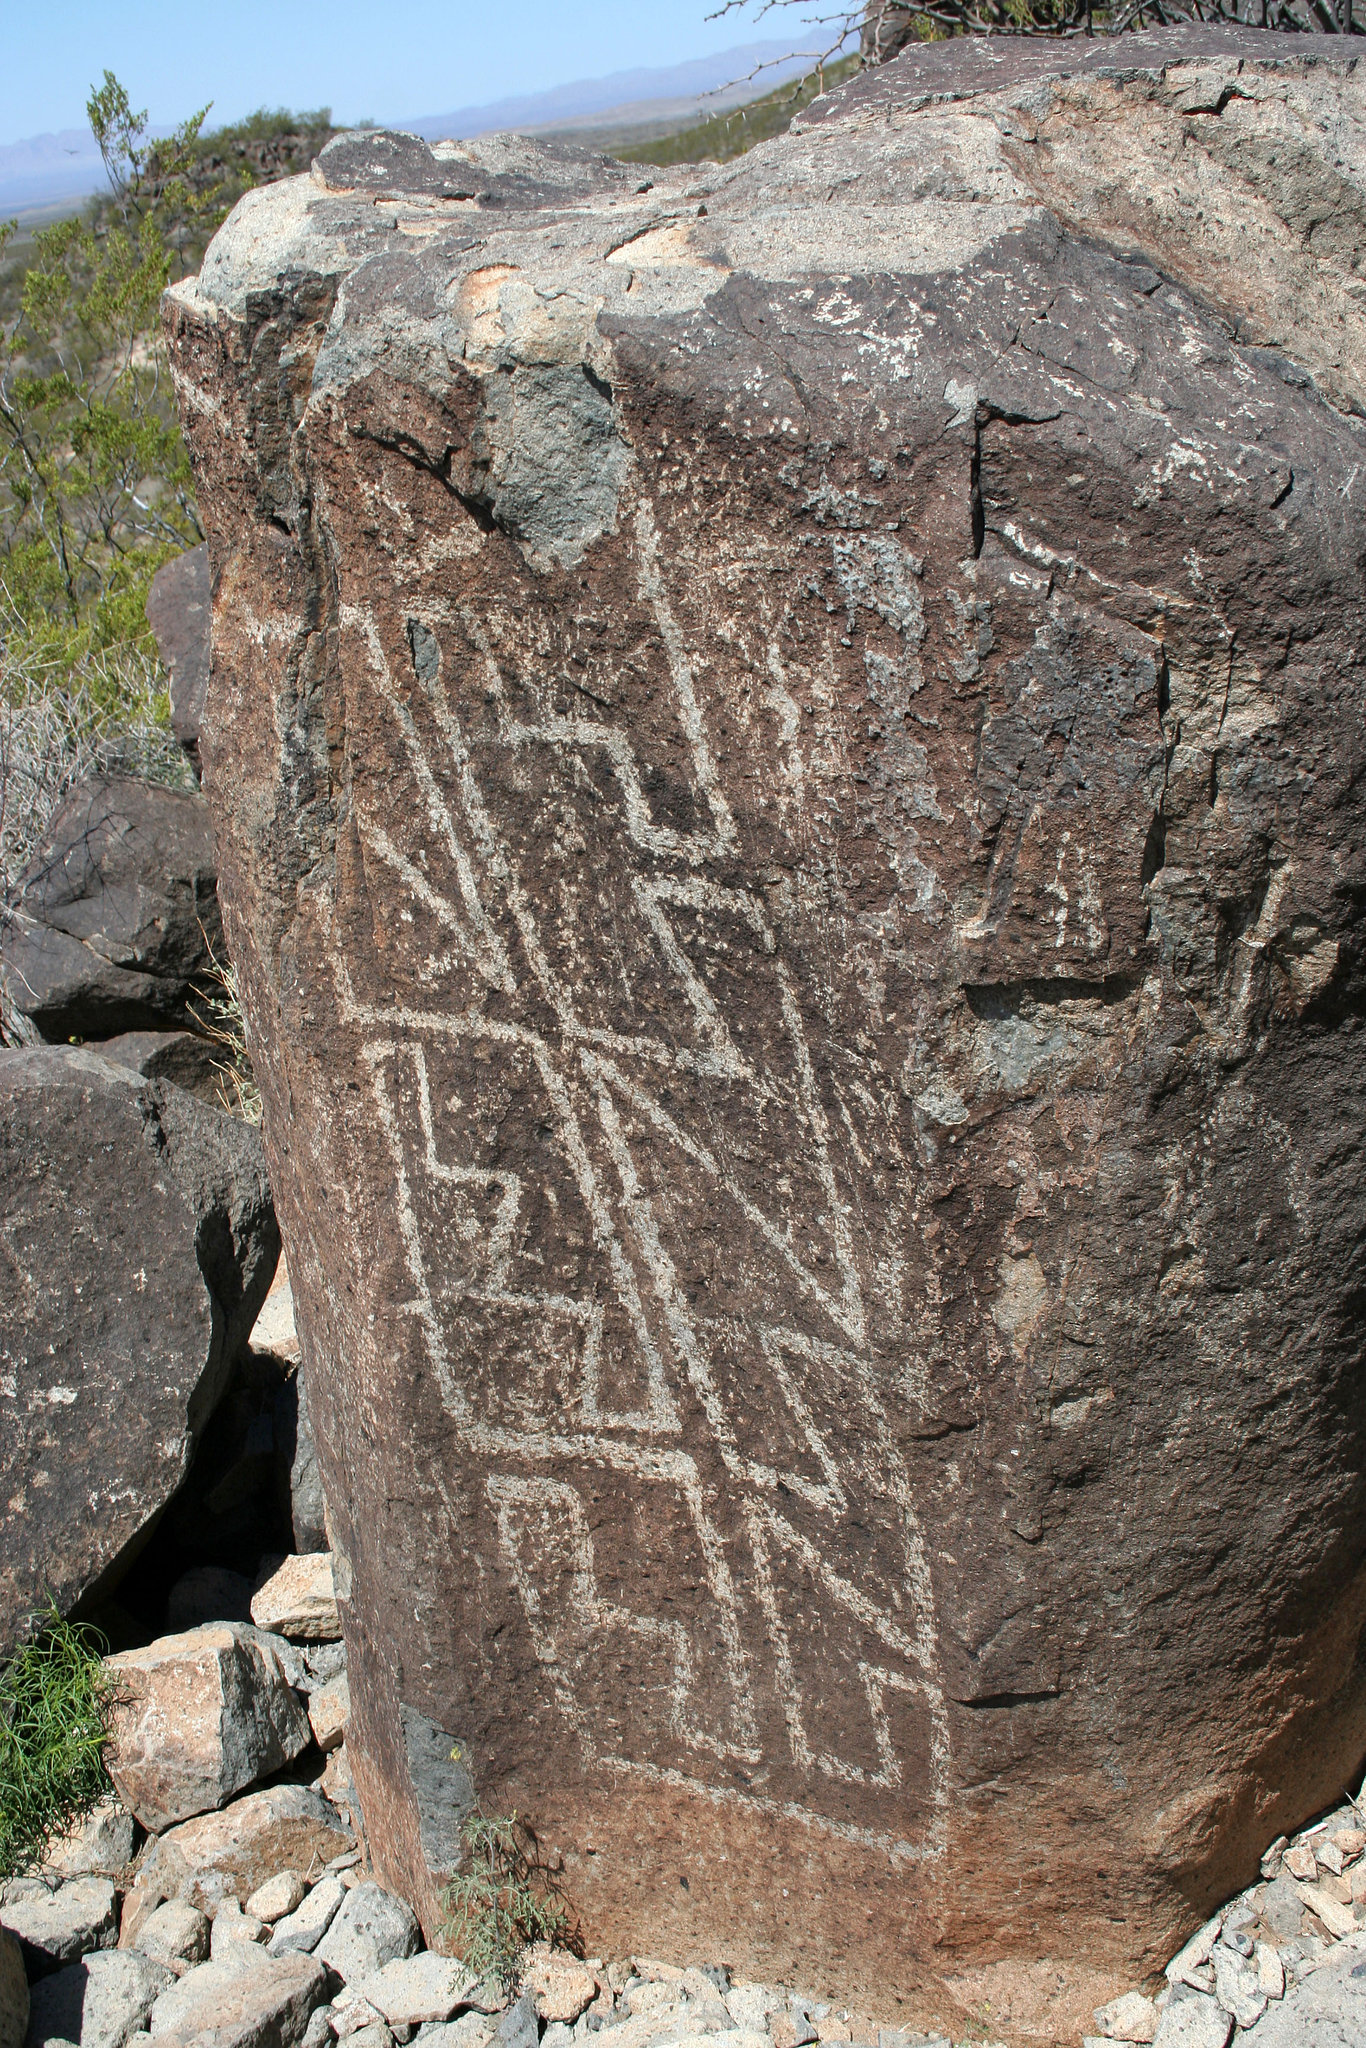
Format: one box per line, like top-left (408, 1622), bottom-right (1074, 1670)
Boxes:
top-left (97, 1027), bottom-right (224, 1103)
top-left (0, 1049), bottom-right (278, 1654)
top-left (146, 543), bottom-right (211, 767)
top-left (164, 23), bottom-right (1366, 2018)
top-left (0, 774), bottom-right (221, 1043)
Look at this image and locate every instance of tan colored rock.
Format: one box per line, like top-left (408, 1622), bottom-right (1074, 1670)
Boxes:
top-left (353, 1952), bottom-right (475, 2026)
top-left (147, 1948), bottom-right (328, 2045)
top-left (307, 1671), bottom-right (349, 1752)
top-left (1290, 1876), bottom-right (1356, 1938)
top-left (521, 1945), bottom-right (599, 2024)
top-left (1284, 1845), bottom-right (1319, 1882)
top-left (1331, 1827), bottom-right (1365, 1864)
top-left (246, 1870), bottom-right (308, 1923)
top-left (141, 1783), bottom-right (352, 1910)
top-left (132, 1898), bottom-right (208, 1973)
top-left (105, 1623), bottom-right (311, 1831)
top-left (40, 1801), bottom-right (137, 1882)
top-left (211, 1896), bottom-right (269, 1960)
top-left (0, 1928), bottom-right (26, 2048)
top-left (251, 1554), bottom-right (340, 1640)
top-left (1092, 1991), bottom-right (1158, 2043)
top-left (0, 1874), bottom-right (117, 1973)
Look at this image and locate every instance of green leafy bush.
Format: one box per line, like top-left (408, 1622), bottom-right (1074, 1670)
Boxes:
top-left (439, 1809), bottom-right (572, 1992)
top-left (0, 1605), bottom-right (116, 1882)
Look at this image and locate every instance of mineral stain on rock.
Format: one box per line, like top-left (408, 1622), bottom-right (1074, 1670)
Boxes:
top-left (163, 24), bottom-right (1366, 2012)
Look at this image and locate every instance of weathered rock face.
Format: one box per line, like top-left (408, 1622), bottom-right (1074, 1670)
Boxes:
top-left (164, 24), bottom-right (1366, 2013)
top-left (0, 1049), bottom-right (278, 1653)
top-left (146, 543), bottom-right (212, 770)
top-left (0, 774), bottom-right (221, 1044)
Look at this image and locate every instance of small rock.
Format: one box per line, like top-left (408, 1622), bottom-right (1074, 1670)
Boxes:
top-left (247, 1870), bottom-right (309, 1923)
top-left (1092, 1991), bottom-right (1158, 2042)
top-left (210, 1897), bottom-right (269, 1960)
top-left (1316, 1840), bottom-right (1346, 1877)
top-left (1151, 1995), bottom-right (1233, 2048)
top-left (315, 1883), bottom-right (420, 1985)
top-left (347, 2028), bottom-right (396, 2048)
top-left (131, 1900), bottom-right (209, 1973)
top-left (416, 2019), bottom-right (495, 2048)
top-left (1259, 1876), bottom-right (1306, 1939)
top-left (0, 1929), bottom-right (25, 2048)
top-left (541, 2025), bottom-right (575, 2048)
top-left (1254, 1943), bottom-right (1285, 1999)
top-left (251, 1554), bottom-right (340, 1640)
top-left (726, 1989), bottom-right (783, 2033)
top-left (521, 1944), bottom-right (599, 2024)
top-left (1259, 1838), bottom-right (1287, 1880)
top-left (771, 2016), bottom-right (819, 2048)
top-left (165, 1566), bottom-right (255, 1632)
top-left (321, 1741), bottom-right (356, 1820)
top-left (308, 1672), bottom-right (351, 1752)
top-left (251, 1265), bottom-right (300, 1362)
top-left (105, 1623), bottom-right (311, 1831)
top-left (1211, 1948), bottom-right (1265, 2029)
top-left (493, 1994), bottom-right (539, 2048)
top-left (333, 1998), bottom-right (390, 2037)
top-left (0, 1875), bottom-right (117, 1974)
top-left (1165, 1917), bottom-right (1224, 1990)
top-left (147, 1949), bottom-right (329, 2042)
top-left (24, 1949), bottom-right (172, 2048)
top-left (1288, 1875), bottom-right (1357, 1938)
top-left (303, 1641), bottom-right (348, 1695)
top-left (141, 1782), bottom-right (352, 1910)
top-left (1284, 1844), bottom-right (1319, 1883)
top-left (268, 1875), bottom-right (348, 1957)
top-left (356, 1953), bottom-right (476, 2026)
top-left (40, 1803), bottom-right (137, 1883)
top-left (302, 2010), bottom-right (334, 2048)
top-left (1330, 1827), bottom-right (1365, 1863)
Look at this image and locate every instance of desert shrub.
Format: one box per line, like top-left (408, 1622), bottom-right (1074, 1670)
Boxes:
top-left (0, 622), bottom-right (193, 906)
top-left (194, 942), bottom-right (264, 1124)
top-left (0, 1605), bottom-right (116, 1883)
top-left (439, 1808), bottom-right (572, 1991)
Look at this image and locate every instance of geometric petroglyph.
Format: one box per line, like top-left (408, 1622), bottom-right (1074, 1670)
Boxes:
top-left (336, 502), bottom-right (949, 1860)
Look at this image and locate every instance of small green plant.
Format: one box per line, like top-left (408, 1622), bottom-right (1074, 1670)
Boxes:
top-left (0, 1604), bottom-right (116, 1883)
top-left (439, 1808), bottom-right (572, 1993)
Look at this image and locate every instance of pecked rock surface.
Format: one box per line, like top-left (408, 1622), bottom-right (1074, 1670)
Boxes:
top-left (164, 24), bottom-right (1366, 2016)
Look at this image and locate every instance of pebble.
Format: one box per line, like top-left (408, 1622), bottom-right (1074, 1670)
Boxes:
top-left (210, 1896), bottom-right (268, 1959)
top-left (251, 1552), bottom-right (341, 1639)
top-left (1152, 1993), bottom-right (1233, 2048)
top-left (130, 1898), bottom-right (209, 1972)
top-left (1092, 1990), bottom-right (1158, 2041)
top-left (308, 1670), bottom-right (351, 1752)
top-left (1284, 1844), bottom-right (1318, 1882)
top-left (247, 1869), bottom-right (309, 1922)
top-left (268, 1872), bottom-right (347, 1956)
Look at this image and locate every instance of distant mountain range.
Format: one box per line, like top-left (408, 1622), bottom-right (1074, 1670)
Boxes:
top-left (0, 38), bottom-right (830, 216)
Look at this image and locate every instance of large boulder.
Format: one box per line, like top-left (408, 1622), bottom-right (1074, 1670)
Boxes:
top-left (0, 1049), bottom-right (278, 1654)
top-left (164, 21), bottom-right (1366, 2012)
top-left (0, 774), bottom-right (221, 1044)
top-left (105, 1623), bottom-right (312, 1832)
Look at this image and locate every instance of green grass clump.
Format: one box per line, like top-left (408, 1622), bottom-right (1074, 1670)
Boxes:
top-left (0, 1605), bottom-right (116, 1883)
top-left (439, 1809), bottom-right (572, 1992)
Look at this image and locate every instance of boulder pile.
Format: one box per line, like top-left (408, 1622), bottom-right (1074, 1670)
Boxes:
top-left (163, 17), bottom-right (1366, 2004)
top-left (4, 1556), bottom-right (1366, 2043)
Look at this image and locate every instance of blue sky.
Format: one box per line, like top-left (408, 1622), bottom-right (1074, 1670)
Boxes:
top-left (3, 0), bottom-right (812, 144)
